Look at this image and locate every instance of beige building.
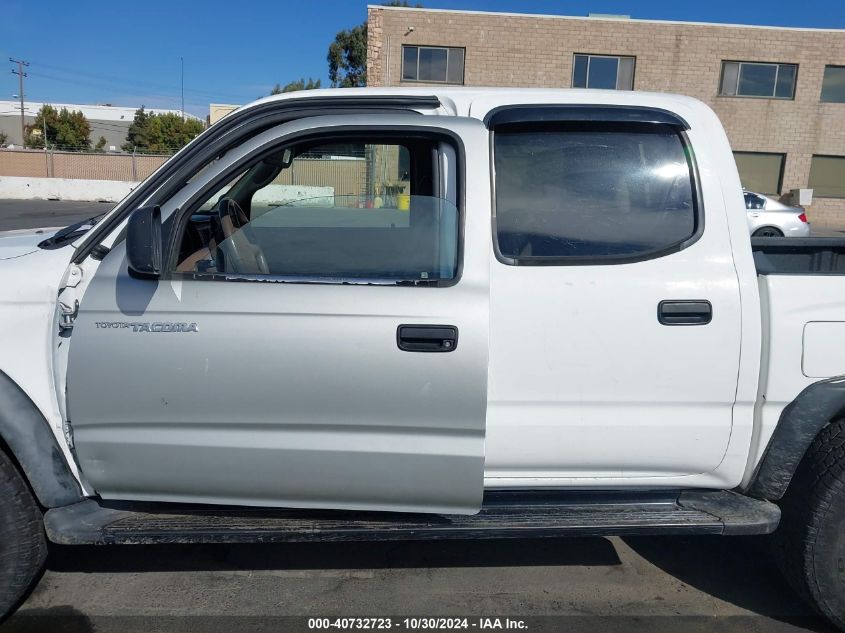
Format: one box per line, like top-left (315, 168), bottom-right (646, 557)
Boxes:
top-left (208, 104), bottom-right (240, 125)
top-left (367, 6), bottom-right (845, 225)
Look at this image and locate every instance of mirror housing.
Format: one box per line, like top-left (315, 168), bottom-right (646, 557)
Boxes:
top-left (126, 205), bottom-right (162, 279)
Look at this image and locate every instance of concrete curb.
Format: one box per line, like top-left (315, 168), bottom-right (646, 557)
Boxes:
top-left (0, 176), bottom-right (334, 205)
top-left (0, 176), bottom-right (137, 203)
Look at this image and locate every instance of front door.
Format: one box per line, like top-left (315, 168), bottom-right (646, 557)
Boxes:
top-left (66, 115), bottom-right (490, 514)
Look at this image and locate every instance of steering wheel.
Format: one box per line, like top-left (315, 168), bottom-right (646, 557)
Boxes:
top-left (211, 198), bottom-right (269, 274)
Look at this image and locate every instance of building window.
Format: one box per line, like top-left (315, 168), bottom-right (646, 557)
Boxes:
top-left (401, 46), bottom-right (465, 84)
top-left (572, 54), bottom-right (635, 90)
top-left (733, 152), bottom-right (785, 195)
top-left (809, 156), bottom-right (845, 198)
top-left (719, 61), bottom-right (797, 99)
top-left (821, 66), bottom-right (845, 103)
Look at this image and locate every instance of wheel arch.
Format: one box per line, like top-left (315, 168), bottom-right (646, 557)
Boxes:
top-left (0, 369), bottom-right (82, 508)
top-left (752, 225), bottom-right (785, 237)
top-left (746, 375), bottom-right (845, 500)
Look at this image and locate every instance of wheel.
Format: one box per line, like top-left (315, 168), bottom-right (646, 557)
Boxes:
top-left (774, 418), bottom-right (845, 629)
top-left (752, 227), bottom-right (784, 238)
top-left (0, 448), bottom-right (47, 623)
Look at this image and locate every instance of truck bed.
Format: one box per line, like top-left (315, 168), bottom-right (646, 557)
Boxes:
top-left (750, 239), bottom-right (845, 480)
top-left (752, 237), bottom-right (845, 274)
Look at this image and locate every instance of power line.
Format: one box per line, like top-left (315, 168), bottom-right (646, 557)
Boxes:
top-left (25, 60), bottom-right (247, 102)
top-left (181, 57), bottom-right (185, 121)
top-left (24, 69), bottom-right (222, 116)
top-left (26, 71), bottom-right (181, 109)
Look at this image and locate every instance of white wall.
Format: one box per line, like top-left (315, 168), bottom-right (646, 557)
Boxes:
top-left (0, 176), bottom-right (333, 205)
top-left (0, 177), bottom-right (137, 202)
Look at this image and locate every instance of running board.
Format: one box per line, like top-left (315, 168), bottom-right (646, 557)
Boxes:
top-left (44, 490), bottom-right (780, 545)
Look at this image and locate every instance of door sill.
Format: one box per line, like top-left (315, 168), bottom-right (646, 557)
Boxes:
top-left (44, 490), bottom-right (780, 545)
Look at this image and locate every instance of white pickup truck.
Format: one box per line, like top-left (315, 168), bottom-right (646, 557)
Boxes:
top-left (1, 88), bottom-right (844, 627)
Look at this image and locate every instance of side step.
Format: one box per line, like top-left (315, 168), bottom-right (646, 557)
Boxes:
top-left (44, 490), bottom-right (780, 545)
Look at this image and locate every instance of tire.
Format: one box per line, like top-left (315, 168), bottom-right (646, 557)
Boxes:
top-left (774, 418), bottom-right (845, 629)
top-left (752, 227), bottom-right (784, 238)
top-left (0, 448), bottom-right (47, 624)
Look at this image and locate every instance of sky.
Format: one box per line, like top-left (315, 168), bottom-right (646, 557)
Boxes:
top-left (2, 0), bottom-right (844, 118)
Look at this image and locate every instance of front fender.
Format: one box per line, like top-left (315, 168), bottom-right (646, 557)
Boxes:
top-left (0, 369), bottom-right (82, 507)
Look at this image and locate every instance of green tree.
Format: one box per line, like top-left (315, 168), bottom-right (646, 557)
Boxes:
top-left (327, 23), bottom-right (368, 87)
top-left (145, 113), bottom-right (205, 152)
top-left (0, 131), bottom-right (7, 146)
top-left (122, 107), bottom-right (153, 152)
top-left (122, 107), bottom-right (204, 153)
top-left (327, 2), bottom-right (421, 88)
top-left (271, 78), bottom-right (322, 94)
top-left (25, 105), bottom-right (91, 150)
top-left (94, 135), bottom-right (108, 152)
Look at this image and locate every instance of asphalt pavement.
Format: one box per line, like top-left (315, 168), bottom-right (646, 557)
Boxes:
top-left (0, 199), bottom-right (114, 231)
top-left (0, 198), bottom-right (838, 633)
top-left (3, 535), bottom-right (834, 633)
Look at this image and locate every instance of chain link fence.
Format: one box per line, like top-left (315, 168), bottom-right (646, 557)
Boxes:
top-left (0, 148), bottom-right (169, 182)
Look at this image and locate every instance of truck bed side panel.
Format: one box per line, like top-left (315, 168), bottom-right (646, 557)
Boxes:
top-left (745, 273), bottom-right (845, 486)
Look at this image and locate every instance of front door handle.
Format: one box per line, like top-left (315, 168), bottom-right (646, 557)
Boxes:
top-left (397, 325), bottom-right (458, 352)
top-left (658, 300), bottom-right (712, 326)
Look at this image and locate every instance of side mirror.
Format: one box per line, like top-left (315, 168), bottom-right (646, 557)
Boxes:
top-left (126, 205), bottom-right (162, 279)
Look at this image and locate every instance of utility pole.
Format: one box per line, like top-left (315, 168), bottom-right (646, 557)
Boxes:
top-left (9, 58), bottom-right (29, 146)
top-left (180, 57), bottom-right (185, 121)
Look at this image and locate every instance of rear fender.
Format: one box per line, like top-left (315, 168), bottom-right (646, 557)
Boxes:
top-left (746, 376), bottom-right (845, 500)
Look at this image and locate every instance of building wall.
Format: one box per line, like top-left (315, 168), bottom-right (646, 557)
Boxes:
top-left (367, 6), bottom-right (845, 225)
top-left (1, 115), bottom-right (150, 152)
top-left (0, 110), bottom-right (31, 146)
top-left (209, 104), bottom-right (240, 125)
top-left (0, 101), bottom-right (201, 152)
top-left (0, 114), bottom-right (129, 148)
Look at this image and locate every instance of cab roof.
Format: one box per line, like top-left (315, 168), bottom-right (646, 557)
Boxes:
top-left (237, 87), bottom-right (713, 123)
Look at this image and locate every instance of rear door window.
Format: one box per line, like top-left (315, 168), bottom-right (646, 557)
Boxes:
top-left (493, 123), bottom-right (698, 264)
top-left (744, 192), bottom-right (766, 210)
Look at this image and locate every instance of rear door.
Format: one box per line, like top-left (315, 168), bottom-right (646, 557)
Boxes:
top-left (476, 99), bottom-right (743, 482)
top-left (66, 114), bottom-right (490, 514)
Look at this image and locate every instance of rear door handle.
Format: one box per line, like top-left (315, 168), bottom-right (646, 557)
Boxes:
top-left (397, 325), bottom-right (458, 352)
top-left (658, 300), bottom-right (712, 326)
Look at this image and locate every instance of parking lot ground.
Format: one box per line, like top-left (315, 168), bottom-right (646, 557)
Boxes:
top-left (1, 535), bottom-right (835, 633)
top-left (0, 199), bottom-right (114, 232)
top-left (0, 198), bottom-right (839, 633)
top-left (809, 227), bottom-right (845, 237)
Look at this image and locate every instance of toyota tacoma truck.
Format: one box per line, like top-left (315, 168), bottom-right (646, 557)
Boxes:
top-left (2, 88), bottom-right (845, 628)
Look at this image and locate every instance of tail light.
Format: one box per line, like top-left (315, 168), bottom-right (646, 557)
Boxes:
top-left (798, 213), bottom-right (808, 223)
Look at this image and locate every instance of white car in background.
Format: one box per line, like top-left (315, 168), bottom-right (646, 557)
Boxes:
top-left (744, 190), bottom-right (810, 237)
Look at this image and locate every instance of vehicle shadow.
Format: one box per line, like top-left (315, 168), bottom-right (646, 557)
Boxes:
top-left (2, 606), bottom-right (93, 633)
top-left (622, 535), bottom-right (835, 633)
top-left (20, 535), bottom-right (835, 632)
top-left (45, 536), bottom-right (621, 573)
